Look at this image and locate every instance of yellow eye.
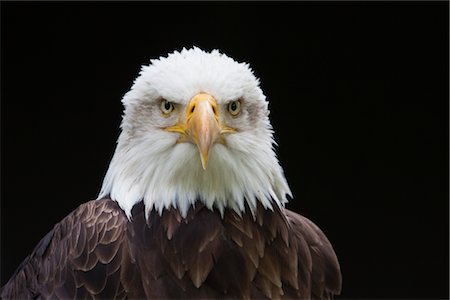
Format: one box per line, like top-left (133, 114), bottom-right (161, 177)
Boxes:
top-left (160, 99), bottom-right (175, 115)
top-left (228, 100), bottom-right (241, 116)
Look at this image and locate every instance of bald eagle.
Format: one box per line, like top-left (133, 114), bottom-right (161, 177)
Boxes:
top-left (1, 48), bottom-right (341, 299)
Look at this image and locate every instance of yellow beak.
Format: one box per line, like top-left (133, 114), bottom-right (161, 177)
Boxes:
top-left (167, 93), bottom-right (221, 170)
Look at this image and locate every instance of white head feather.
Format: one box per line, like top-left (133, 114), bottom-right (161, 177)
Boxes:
top-left (98, 47), bottom-right (292, 219)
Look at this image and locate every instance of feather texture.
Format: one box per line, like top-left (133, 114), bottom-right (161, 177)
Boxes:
top-left (1, 198), bottom-right (341, 299)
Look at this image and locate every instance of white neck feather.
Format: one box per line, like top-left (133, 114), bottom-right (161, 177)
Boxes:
top-left (98, 125), bottom-right (291, 219)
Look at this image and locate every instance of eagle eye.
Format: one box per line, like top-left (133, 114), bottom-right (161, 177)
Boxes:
top-left (228, 100), bottom-right (241, 116)
top-left (160, 99), bottom-right (175, 115)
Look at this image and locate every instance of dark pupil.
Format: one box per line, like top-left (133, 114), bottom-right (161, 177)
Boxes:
top-left (164, 101), bottom-right (172, 111)
top-left (230, 101), bottom-right (237, 111)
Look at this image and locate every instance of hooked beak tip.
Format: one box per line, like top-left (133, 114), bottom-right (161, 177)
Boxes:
top-left (200, 154), bottom-right (208, 170)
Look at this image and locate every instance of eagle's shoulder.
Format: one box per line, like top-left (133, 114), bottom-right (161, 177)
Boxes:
top-left (284, 208), bottom-right (342, 298)
top-left (0, 198), bottom-right (130, 299)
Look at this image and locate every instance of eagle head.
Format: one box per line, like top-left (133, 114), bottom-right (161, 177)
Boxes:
top-left (99, 47), bottom-right (291, 218)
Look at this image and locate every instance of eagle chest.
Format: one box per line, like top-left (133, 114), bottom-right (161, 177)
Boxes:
top-left (124, 202), bottom-right (303, 299)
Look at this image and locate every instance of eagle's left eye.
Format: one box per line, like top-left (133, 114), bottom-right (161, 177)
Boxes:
top-left (160, 99), bottom-right (175, 115)
top-left (228, 100), bottom-right (241, 116)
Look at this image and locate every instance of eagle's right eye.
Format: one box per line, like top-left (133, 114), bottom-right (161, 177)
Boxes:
top-left (160, 99), bottom-right (175, 116)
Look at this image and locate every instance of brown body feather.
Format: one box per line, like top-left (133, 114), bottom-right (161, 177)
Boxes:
top-left (1, 198), bottom-right (341, 299)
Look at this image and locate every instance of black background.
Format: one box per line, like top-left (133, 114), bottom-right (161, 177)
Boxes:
top-left (1, 2), bottom-right (448, 299)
